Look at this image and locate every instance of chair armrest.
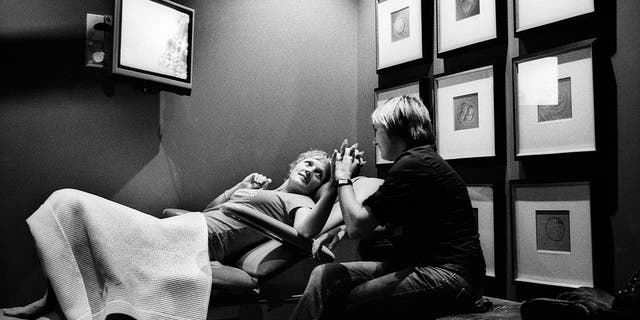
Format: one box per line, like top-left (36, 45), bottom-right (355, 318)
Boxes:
top-left (219, 202), bottom-right (335, 262)
top-left (162, 208), bottom-right (191, 218)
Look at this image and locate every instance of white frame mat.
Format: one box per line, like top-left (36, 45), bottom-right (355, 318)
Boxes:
top-left (515, 0), bottom-right (594, 32)
top-left (512, 181), bottom-right (593, 288)
top-left (514, 44), bottom-right (595, 157)
top-left (376, 0), bottom-right (423, 70)
top-left (437, 0), bottom-right (497, 54)
top-left (434, 65), bottom-right (496, 160)
top-left (468, 185), bottom-right (495, 277)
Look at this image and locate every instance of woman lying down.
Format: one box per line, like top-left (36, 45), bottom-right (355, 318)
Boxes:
top-left (3, 149), bottom-right (351, 320)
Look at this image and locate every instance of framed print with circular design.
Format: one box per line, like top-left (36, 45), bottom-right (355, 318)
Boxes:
top-left (510, 180), bottom-right (594, 289)
top-left (513, 39), bottom-right (596, 158)
top-left (376, 0), bottom-right (424, 71)
top-left (433, 65), bottom-right (496, 160)
top-left (436, 0), bottom-right (500, 56)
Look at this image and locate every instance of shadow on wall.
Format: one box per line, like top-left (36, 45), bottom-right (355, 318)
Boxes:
top-left (111, 144), bottom-right (183, 214)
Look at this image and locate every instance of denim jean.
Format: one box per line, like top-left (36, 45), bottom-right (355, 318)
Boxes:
top-left (289, 261), bottom-right (479, 320)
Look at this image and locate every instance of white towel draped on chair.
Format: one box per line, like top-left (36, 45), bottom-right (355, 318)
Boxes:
top-left (27, 189), bottom-right (212, 320)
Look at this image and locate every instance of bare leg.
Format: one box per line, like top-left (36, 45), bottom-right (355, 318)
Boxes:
top-left (2, 285), bottom-right (56, 319)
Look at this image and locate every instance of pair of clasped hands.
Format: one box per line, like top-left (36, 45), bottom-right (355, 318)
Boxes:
top-left (312, 139), bottom-right (366, 260)
top-left (331, 139), bottom-right (366, 183)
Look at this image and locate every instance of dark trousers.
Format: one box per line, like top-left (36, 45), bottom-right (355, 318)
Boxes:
top-left (290, 261), bottom-right (478, 320)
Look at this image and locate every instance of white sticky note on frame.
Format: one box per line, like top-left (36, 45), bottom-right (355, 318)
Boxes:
top-left (517, 57), bottom-right (559, 106)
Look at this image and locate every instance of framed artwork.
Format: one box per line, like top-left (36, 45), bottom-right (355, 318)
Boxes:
top-left (436, 0), bottom-right (499, 56)
top-left (433, 65), bottom-right (495, 160)
top-left (514, 0), bottom-right (595, 34)
top-left (467, 184), bottom-right (495, 277)
top-left (510, 180), bottom-right (593, 288)
top-left (376, 0), bottom-right (423, 71)
top-left (513, 39), bottom-right (596, 158)
top-left (374, 80), bottom-right (424, 165)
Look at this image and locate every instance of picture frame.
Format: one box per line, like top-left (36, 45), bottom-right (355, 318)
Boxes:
top-left (467, 184), bottom-right (496, 278)
top-left (513, 39), bottom-right (596, 159)
top-left (376, 0), bottom-right (424, 71)
top-left (374, 79), bottom-right (425, 165)
top-left (433, 65), bottom-right (496, 160)
top-left (510, 180), bottom-right (593, 289)
top-left (436, 0), bottom-right (501, 56)
top-left (514, 0), bottom-right (595, 34)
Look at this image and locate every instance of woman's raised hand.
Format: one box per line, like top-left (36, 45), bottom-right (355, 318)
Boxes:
top-left (240, 173), bottom-right (272, 189)
top-left (333, 139), bottom-right (366, 180)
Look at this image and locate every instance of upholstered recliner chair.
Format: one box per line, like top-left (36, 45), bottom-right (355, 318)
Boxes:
top-left (162, 176), bottom-right (384, 319)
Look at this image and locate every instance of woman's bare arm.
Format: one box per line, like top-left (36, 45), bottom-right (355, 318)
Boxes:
top-left (293, 184), bottom-right (338, 239)
top-left (205, 173), bottom-right (272, 210)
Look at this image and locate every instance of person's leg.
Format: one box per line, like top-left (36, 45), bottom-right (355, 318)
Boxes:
top-left (289, 261), bottom-right (397, 320)
top-left (5, 189), bottom-right (124, 319)
top-left (344, 265), bottom-right (476, 319)
top-left (2, 282), bottom-right (58, 319)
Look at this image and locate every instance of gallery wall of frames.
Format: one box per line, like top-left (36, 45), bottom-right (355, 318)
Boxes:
top-left (373, 0), bottom-right (617, 300)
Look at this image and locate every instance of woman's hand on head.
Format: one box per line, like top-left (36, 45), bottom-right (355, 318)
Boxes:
top-left (239, 173), bottom-right (272, 189)
top-left (315, 178), bottom-right (337, 200)
top-left (314, 153), bottom-right (336, 198)
top-left (333, 139), bottom-right (366, 180)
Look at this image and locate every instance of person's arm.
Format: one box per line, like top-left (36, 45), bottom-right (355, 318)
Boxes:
top-left (206, 189), bottom-right (234, 210)
top-left (293, 182), bottom-right (338, 239)
top-left (333, 140), bottom-right (379, 239)
top-left (336, 183), bottom-right (379, 239)
top-left (318, 201), bottom-right (343, 234)
top-left (318, 176), bottom-right (385, 234)
top-left (205, 173), bottom-right (272, 210)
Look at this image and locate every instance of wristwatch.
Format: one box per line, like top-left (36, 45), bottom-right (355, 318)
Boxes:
top-left (337, 178), bottom-right (353, 186)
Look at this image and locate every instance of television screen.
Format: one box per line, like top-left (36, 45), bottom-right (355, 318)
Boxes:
top-left (113, 0), bottom-right (194, 91)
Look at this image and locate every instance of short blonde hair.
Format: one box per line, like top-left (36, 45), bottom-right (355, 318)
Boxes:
top-left (371, 95), bottom-right (435, 145)
top-left (287, 149), bottom-right (331, 183)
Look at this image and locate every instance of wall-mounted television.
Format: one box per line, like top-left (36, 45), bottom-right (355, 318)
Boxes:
top-left (112, 0), bottom-right (194, 91)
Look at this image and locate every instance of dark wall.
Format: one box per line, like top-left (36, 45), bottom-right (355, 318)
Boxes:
top-left (0, 0), bottom-right (167, 306)
top-left (356, 0), bottom-right (378, 179)
top-left (610, 0), bottom-right (640, 292)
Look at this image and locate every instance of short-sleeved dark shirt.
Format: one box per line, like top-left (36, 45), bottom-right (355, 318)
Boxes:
top-left (363, 145), bottom-right (485, 282)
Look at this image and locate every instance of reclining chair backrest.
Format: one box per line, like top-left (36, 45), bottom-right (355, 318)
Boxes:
top-left (218, 176), bottom-right (384, 279)
top-left (163, 176), bottom-right (385, 296)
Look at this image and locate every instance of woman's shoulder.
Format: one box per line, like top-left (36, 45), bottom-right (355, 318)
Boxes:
top-left (274, 190), bottom-right (313, 202)
top-left (272, 190), bottom-right (313, 208)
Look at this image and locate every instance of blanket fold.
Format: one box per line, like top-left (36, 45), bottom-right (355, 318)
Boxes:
top-left (27, 189), bottom-right (212, 320)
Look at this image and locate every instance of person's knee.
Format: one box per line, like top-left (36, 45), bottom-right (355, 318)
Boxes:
top-left (47, 188), bottom-right (89, 210)
top-left (310, 263), bottom-right (343, 278)
top-left (308, 264), bottom-right (328, 284)
top-left (308, 263), bottom-right (346, 288)
top-left (49, 188), bottom-right (83, 202)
